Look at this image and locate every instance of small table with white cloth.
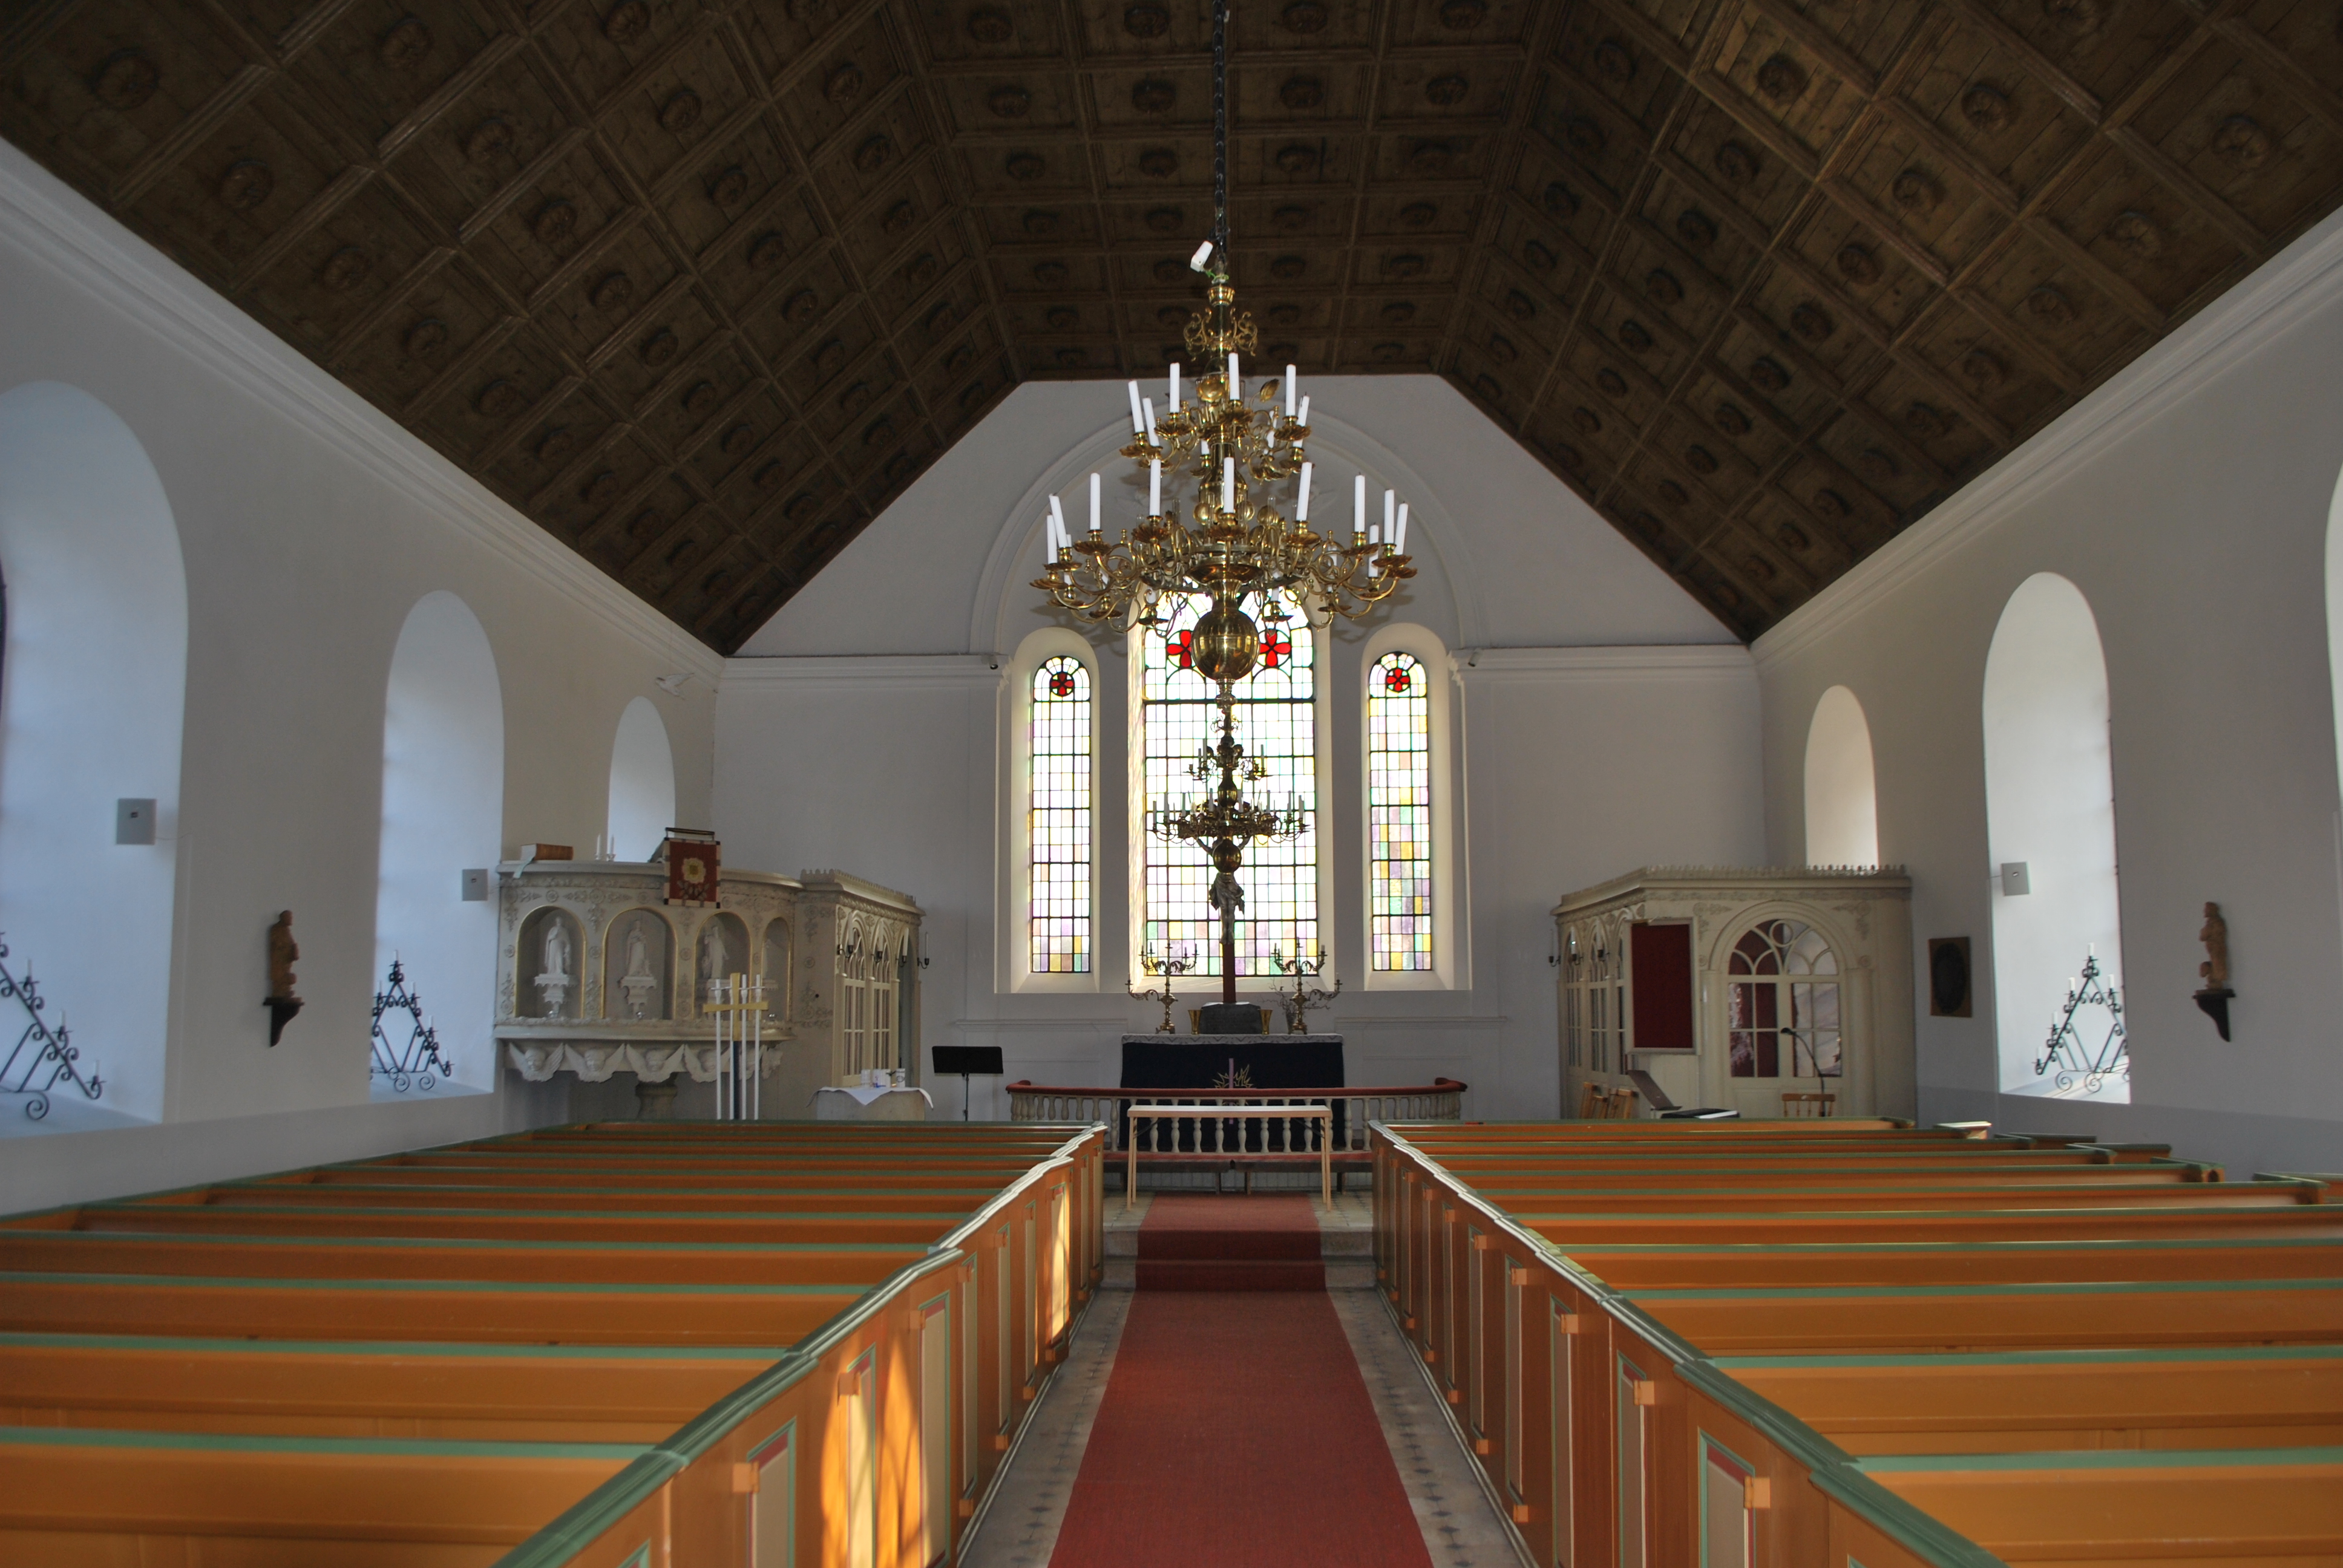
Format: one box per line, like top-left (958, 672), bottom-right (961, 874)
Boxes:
top-left (810, 1084), bottom-right (933, 1121)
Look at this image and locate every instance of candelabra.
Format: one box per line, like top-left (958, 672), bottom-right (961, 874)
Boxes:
top-left (1271, 944), bottom-right (1342, 1034)
top-left (1129, 943), bottom-right (1196, 1034)
top-left (1034, 0), bottom-right (1419, 1007)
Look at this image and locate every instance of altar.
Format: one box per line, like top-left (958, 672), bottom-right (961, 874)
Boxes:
top-left (1120, 1033), bottom-right (1345, 1150)
top-left (1119, 1033), bottom-right (1343, 1091)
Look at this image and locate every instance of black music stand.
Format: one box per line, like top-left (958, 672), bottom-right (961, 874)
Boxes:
top-left (931, 1046), bottom-right (1004, 1121)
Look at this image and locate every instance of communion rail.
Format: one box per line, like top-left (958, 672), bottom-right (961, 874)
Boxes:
top-left (1006, 1078), bottom-right (1466, 1155)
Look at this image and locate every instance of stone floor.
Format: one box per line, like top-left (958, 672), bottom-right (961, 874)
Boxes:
top-left (965, 1193), bottom-right (1526, 1568)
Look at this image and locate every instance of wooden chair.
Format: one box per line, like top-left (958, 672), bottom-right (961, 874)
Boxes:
top-left (1578, 1082), bottom-right (1610, 1120)
top-left (1781, 1090), bottom-right (1837, 1119)
top-left (1608, 1086), bottom-right (1640, 1121)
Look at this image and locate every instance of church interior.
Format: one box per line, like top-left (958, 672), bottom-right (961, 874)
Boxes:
top-left (2, 0), bottom-right (2341, 1561)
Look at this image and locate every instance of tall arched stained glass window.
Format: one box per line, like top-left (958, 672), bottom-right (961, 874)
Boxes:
top-left (1140, 593), bottom-right (1317, 975)
top-left (1029, 655), bottom-right (1092, 973)
top-left (1368, 651), bottom-right (1433, 971)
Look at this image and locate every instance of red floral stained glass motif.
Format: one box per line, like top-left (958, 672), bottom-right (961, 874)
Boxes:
top-left (1170, 629), bottom-right (1194, 668)
top-left (1259, 628), bottom-right (1293, 667)
top-left (1382, 663), bottom-right (1412, 693)
top-left (1047, 668), bottom-right (1076, 697)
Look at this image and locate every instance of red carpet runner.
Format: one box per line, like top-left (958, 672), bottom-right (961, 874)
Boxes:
top-left (1047, 1198), bottom-right (1430, 1567)
top-left (1133, 1193), bottom-right (1325, 1290)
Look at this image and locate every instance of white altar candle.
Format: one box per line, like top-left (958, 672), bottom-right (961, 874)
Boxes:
top-left (1296, 460), bottom-right (1313, 521)
top-left (1284, 365), bottom-right (1297, 417)
top-left (1394, 501), bottom-right (1409, 557)
top-left (1047, 494), bottom-right (1067, 555)
top-left (1353, 474), bottom-right (1366, 538)
top-left (1222, 457), bottom-right (1235, 511)
top-left (1149, 458), bottom-right (1162, 516)
top-left (1126, 381), bottom-right (1144, 434)
top-left (1170, 362), bottom-right (1181, 412)
top-left (1383, 489), bottom-right (1395, 549)
top-left (1227, 351), bottom-right (1239, 398)
top-left (1089, 471), bottom-right (1101, 534)
top-left (1142, 396), bottom-right (1158, 445)
top-left (1297, 394), bottom-right (1309, 428)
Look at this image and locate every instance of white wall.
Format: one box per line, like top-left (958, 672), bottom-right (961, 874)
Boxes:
top-left (1754, 203), bottom-right (2343, 1175)
top-left (608, 695), bottom-right (680, 863)
top-left (0, 142), bottom-right (720, 1209)
top-left (719, 379), bottom-right (1758, 1120)
top-left (375, 592), bottom-right (505, 1093)
top-left (1803, 685), bottom-right (1879, 871)
top-left (0, 382), bottom-right (186, 1123)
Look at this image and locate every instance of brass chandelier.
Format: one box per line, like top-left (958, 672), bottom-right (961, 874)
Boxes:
top-left (1032, 0), bottom-right (1419, 1010)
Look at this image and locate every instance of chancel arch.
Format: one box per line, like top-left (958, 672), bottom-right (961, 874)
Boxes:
top-left (0, 382), bottom-right (186, 1125)
top-left (373, 590), bottom-right (503, 1093)
top-left (1984, 572), bottom-right (2127, 1102)
top-left (1802, 685), bottom-right (1879, 869)
top-left (608, 695), bottom-right (677, 863)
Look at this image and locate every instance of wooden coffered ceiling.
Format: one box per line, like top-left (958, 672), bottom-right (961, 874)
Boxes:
top-left (6, 0), bottom-right (2343, 649)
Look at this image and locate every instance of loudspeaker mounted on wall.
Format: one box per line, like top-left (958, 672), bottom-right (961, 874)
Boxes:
top-left (116, 798), bottom-right (156, 845)
top-left (460, 869), bottom-right (490, 901)
top-left (1999, 862), bottom-right (2030, 896)
top-left (1928, 937), bottom-right (1972, 1018)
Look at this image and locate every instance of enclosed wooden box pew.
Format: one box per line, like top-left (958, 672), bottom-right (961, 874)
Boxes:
top-left (1369, 1120), bottom-right (2343, 1568)
top-left (0, 1120), bottom-right (1107, 1567)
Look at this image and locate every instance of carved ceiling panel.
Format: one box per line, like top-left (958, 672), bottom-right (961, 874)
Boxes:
top-left (6, 0), bottom-right (2342, 648)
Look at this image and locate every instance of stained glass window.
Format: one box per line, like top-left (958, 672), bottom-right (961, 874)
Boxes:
top-left (1140, 593), bottom-right (1316, 976)
top-left (1368, 651), bottom-right (1433, 971)
top-left (1727, 920), bottom-right (1840, 1078)
top-left (1029, 655), bottom-right (1091, 973)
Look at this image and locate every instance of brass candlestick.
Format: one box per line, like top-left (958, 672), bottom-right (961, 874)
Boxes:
top-left (1271, 944), bottom-right (1341, 1033)
top-left (1130, 943), bottom-right (1197, 1034)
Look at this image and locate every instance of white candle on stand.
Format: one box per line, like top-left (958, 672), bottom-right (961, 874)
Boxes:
top-left (1040, 511), bottom-right (1054, 566)
top-left (1150, 458), bottom-right (1162, 516)
top-left (1383, 489), bottom-right (1395, 548)
top-left (1285, 365), bottom-right (1297, 417)
top-left (1089, 471), bottom-right (1101, 534)
top-left (1297, 460), bottom-right (1313, 521)
top-left (1143, 397), bottom-right (1159, 445)
top-left (1048, 494), bottom-right (1067, 555)
top-left (1394, 501), bottom-right (1409, 556)
top-left (1169, 363), bottom-right (1181, 412)
top-left (1227, 351), bottom-right (1239, 397)
top-left (1126, 381), bottom-right (1145, 434)
top-left (1297, 394), bottom-right (1309, 427)
top-left (1354, 474), bottom-right (1366, 538)
top-left (1222, 457), bottom-right (1235, 511)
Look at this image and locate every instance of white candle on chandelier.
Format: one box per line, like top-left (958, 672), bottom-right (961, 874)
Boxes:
top-left (1126, 381), bottom-right (1145, 435)
top-left (1150, 458), bottom-right (1162, 516)
top-left (1297, 394), bottom-right (1309, 427)
top-left (1227, 351), bottom-right (1239, 398)
top-left (1089, 471), bottom-right (1101, 534)
top-left (1284, 365), bottom-right (1297, 418)
top-left (1039, 510), bottom-right (1055, 567)
top-left (1394, 501), bottom-right (1410, 557)
top-left (1383, 489), bottom-right (1395, 549)
top-left (1142, 397), bottom-right (1159, 445)
top-left (1222, 457), bottom-right (1236, 511)
top-left (1048, 494), bottom-right (1067, 557)
top-left (1354, 474), bottom-right (1367, 538)
top-left (1296, 460), bottom-right (1313, 522)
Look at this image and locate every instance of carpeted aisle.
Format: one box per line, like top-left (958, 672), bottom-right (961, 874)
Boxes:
top-left (1045, 1197), bottom-right (1433, 1568)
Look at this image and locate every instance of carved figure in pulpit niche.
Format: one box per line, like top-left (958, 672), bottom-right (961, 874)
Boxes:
top-left (535, 918), bottom-right (574, 1018)
top-left (620, 918), bottom-right (662, 1021)
top-left (2198, 902), bottom-right (2230, 992)
top-left (700, 920), bottom-right (730, 998)
top-left (266, 912), bottom-right (299, 1001)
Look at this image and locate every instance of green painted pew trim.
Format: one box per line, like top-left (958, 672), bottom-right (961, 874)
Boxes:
top-left (1624, 1276), bottom-right (2343, 1302)
top-left (16, 1232), bottom-right (928, 1256)
top-left (1855, 1445), bottom-right (2343, 1474)
top-left (0, 1330), bottom-right (796, 1359)
top-left (0, 1270), bottom-right (869, 1296)
top-left (1712, 1345), bottom-right (2343, 1370)
top-left (0, 1425), bottom-right (650, 1460)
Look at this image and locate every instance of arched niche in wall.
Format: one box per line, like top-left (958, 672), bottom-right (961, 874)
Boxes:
top-left (1983, 573), bottom-right (2126, 1102)
top-left (605, 907), bottom-right (674, 1021)
top-left (695, 910), bottom-right (750, 1008)
top-left (1803, 685), bottom-right (1879, 869)
top-left (608, 696), bottom-right (676, 863)
top-left (0, 382), bottom-right (186, 1125)
top-left (375, 591), bottom-right (504, 1093)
